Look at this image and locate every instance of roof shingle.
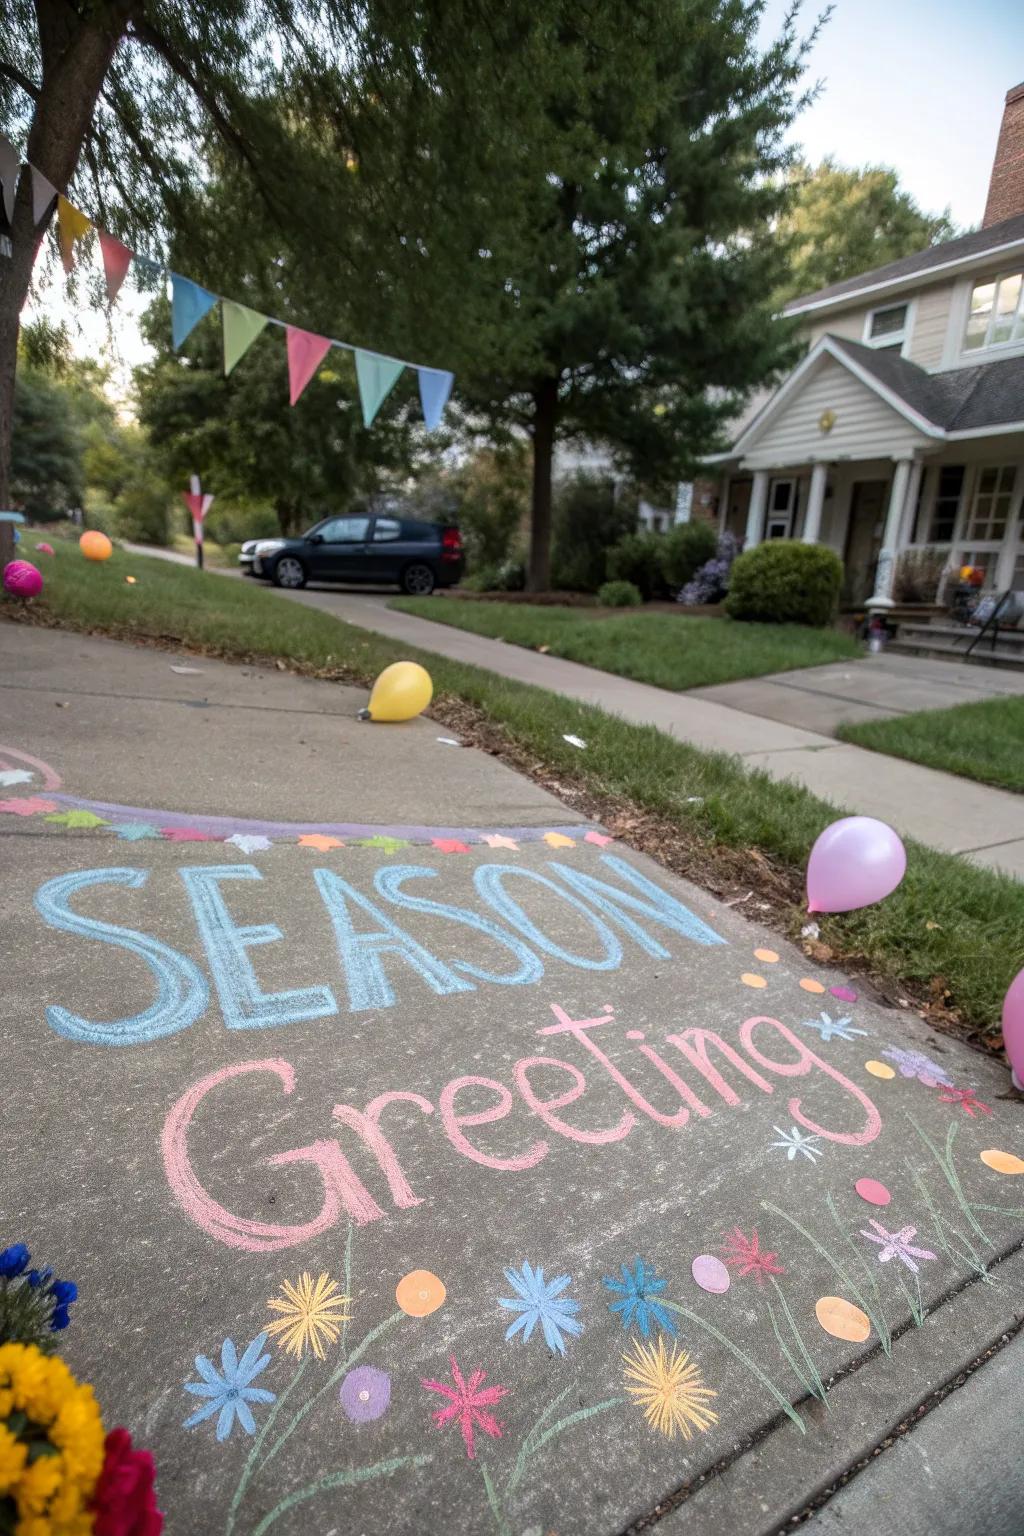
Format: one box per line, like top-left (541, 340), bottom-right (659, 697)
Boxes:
top-left (828, 337), bottom-right (1024, 431)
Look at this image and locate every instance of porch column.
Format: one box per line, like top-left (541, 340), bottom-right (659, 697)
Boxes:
top-left (867, 457), bottom-right (913, 610)
top-left (802, 462), bottom-right (828, 544)
top-left (745, 470), bottom-right (769, 549)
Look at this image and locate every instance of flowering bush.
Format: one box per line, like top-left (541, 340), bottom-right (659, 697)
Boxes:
top-left (676, 532), bottom-right (741, 606)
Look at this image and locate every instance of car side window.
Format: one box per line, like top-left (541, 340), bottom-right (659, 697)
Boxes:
top-left (372, 518), bottom-right (402, 542)
top-left (317, 517), bottom-right (370, 543)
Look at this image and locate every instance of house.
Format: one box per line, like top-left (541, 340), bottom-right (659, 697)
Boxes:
top-left (709, 81), bottom-right (1024, 610)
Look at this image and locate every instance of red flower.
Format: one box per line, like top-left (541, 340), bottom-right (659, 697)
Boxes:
top-left (720, 1227), bottom-right (785, 1284)
top-left (937, 1085), bottom-right (992, 1118)
top-left (92, 1428), bottom-right (163, 1536)
top-left (422, 1356), bottom-right (507, 1459)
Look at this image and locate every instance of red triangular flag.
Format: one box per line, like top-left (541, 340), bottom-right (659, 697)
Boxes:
top-left (285, 325), bottom-right (332, 406)
top-left (98, 230), bottom-right (133, 304)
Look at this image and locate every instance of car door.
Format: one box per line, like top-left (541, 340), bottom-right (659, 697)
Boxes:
top-left (309, 515), bottom-right (371, 582)
top-left (367, 516), bottom-right (405, 582)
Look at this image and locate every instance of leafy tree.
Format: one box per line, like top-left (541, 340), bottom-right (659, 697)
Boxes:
top-left (10, 364), bottom-right (84, 517)
top-left (775, 158), bottom-right (957, 304)
top-left (452, 446), bottom-right (530, 572)
top-left (551, 474), bottom-right (636, 593)
top-left (84, 418), bottom-right (175, 543)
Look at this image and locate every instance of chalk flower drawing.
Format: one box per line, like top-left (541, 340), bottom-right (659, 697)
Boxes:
top-left (937, 1085), bottom-right (992, 1118)
top-left (111, 821), bottom-right (161, 840)
top-left (499, 1262), bottom-right (583, 1356)
top-left (622, 1336), bottom-right (718, 1441)
top-left (770, 1125), bottom-right (823, 1164)
top-left (265, 1272), bottom-right (350, 1360)
top-left (225, 832), bottom-right (272, 854)
top-left (182, 1332), bottom-right (276, 1440)
top-left (339, 1365), bottom-right (391, 1423)
top-left (720, 1228), bottom-right (785, 1284)
top-left (859, 1219), bottom-right (937, 1274)
top-left (603, 1258), bottom-right (676, 1338)
top-left (798, 1011), bottom-right (867, 1044)
top-left (881, 1047), bottom-right (953, 1087)
top-left (421, 1356), bottom-right (508, 1460)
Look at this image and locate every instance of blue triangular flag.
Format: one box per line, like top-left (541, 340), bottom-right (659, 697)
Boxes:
top-left (355, 349), bottom-right (405, 428)
top-left (418, 367), bottom-right (454, 432)
top-left (171, 274), bottom-right (218, 351)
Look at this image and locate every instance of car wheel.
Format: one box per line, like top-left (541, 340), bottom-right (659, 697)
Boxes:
top-left (273, 556), bottom-right (307, 589)
top-left (402, 562), bottom-right (436, 596)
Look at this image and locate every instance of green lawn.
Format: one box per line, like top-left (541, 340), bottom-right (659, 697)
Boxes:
top-left (390, 597), bottom-right (862, 690)
top-left (839, 695), bottom-right (1024, 794)
top-left (6, 529), bottom-right (1022, 1040)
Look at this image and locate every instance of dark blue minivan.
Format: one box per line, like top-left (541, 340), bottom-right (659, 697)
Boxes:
top-left (240, 514), bottom-right (464, 595)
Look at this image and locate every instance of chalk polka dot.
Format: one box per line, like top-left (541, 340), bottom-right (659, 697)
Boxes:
top-left (691, 1255), bottom-right (730, 1294)
top-left (395, 1270), bottom-right (446, 1317)
top-left (626, 1030), bottom-right (645, 1041)
top-left (754, 948), bottom-right (779, 964)
top-left (815, 1296), bottom-right (870, 1343)
top-left (865, 1060), bottom-right (896, 1080)
top-left (830, 985), bottom-right (858, 1003)
top-left (854, 1177), bottom-right (891, 1207)
top-left (741, 973), bottom-right (768, 989)
top-left (980, 1149), bottom-right (1024, 1176)
top-left (799, 978), bottom-right (825, 994)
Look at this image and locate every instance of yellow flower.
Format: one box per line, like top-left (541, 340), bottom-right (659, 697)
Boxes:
top-left (622, 1335), bottom-right (719, 1440)
top-left (265, 1272), bottom-right (350, 1360)
top-left (0, 1342), bottom-right (105, 1530)
top-left (0, 1421), bottom-right (27, 1491)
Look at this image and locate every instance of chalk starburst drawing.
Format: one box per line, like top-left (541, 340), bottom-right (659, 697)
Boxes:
top-left (111, 821), bottom-right (161, 840)
top-left (720, 1227), bottom-right (785, 1284)
top-left (622, 1336), bottom-right (718, 1441)
top-left (421, 1356), bottom-right (508, 1460)
top-left (880, 1047), bottom-right (953, 1087)
top-left (603, 1258), bottom-right (676, 1338)
top-left (799, 1011), bottom-right (867, 1044)
top-left (859, 1219), bottom-right (937, 1274)
top-left (498, 1261), bottom-right (583, 1356)
top-left (0, 769), bottom-right (33, 787)
top-left (265, 1272), bottom-right (350, 1360)
top-left (770, 1125), bottom-right (823, 1164)
top-left (937, 1085), bottom-right (992, 1117)
top-left (182, 1332), bottom-right (276, 1440)
top-left (225, 832), bottom-right (272, 854)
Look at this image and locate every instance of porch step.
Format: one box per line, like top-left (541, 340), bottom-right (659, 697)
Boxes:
top-left (889, 621), bottom-right (1024, 670)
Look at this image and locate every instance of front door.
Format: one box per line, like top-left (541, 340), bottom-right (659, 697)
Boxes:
top-left (842, 480), bottom-right (889, 604)
top-left (307, 515), bottom-right (372, 582)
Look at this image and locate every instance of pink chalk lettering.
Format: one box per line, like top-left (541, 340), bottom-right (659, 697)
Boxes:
top-left (665, 1027), bottom-right (774, 1106)
top-left (439, 1075), bottom-right (548, 1171)
top-left (332, 1090), bottom-right (434, 1210)
top-left (539, 1004), bottom-right (697, 1127)
top-left (739, 1015), bottom-right (882, 1147)
top-left (513, 1056), bottom-right (635, 1144)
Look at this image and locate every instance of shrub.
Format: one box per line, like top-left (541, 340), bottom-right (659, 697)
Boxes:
top-left (893, 547), bottom-right (947, 604)
top-left (597, 579), bottom-right (643, 607)
top-left (605, 531), bottom-right (666, 600)
top-left (678, 531), bottom-right (741, 606)
top-left (725, 540), bottom-right (843, 627)
top-left (659, 520), bottom-right (717, 590)
top-left (551, 474), bottom-right (637, 592)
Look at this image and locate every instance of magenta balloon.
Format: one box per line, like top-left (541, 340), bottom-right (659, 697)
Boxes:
top-left (2, 559), bottom-right (43, 598)
top-left (1002, 968), bottom-right (1024, 1083)
top-left (806, 815), bottom-right (907, 914)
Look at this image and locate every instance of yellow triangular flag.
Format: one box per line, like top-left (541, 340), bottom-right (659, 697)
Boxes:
top-left (57, 195), bottom-right (92, 273)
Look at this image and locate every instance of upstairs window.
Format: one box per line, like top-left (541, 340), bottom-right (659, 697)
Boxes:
top-left (864, 303), bottom-right (909, 352)
top-left (964, 272), bottom-right (1024, 350)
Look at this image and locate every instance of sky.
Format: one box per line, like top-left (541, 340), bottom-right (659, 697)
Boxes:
top-left (29, 0), bottom-right (1024, 383)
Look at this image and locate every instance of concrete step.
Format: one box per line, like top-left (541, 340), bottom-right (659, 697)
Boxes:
top-left (887, 636), bottom-right (1024, 670)
top-left (896, 620), bottom-right (1024, 649)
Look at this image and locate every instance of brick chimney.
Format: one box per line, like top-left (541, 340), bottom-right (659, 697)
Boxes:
top-left (983, 81), bottom-right (1024, 227)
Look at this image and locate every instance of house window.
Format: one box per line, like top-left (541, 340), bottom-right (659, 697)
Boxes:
top-left (964, 272), bottom-right (1024, 350)
top-left (967, 465), bottom-right (1017, 541)
top-left (929, 465), bottom-right (965, 542)
top-left (864, 303), bottom-right (909, 352)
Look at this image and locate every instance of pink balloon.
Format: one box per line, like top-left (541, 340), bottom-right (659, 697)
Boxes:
top-left (806, 815), bottom-right (906, 914)
top-left (3, 559), bottom-right (43, 598)
top-left (37, 542), bottom-right (54, 556)
top-left (1003, 968), bottom-right (1024, 1084)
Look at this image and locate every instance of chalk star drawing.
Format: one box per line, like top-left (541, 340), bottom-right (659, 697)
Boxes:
top-left (799, 1010), bottom-right (867, 1044)
top-left (498, 1261), bottom-right (583, 1356)
top-left (0, 797), bottom-right (58, 816)
top-left (859, 1219), bottom-right (937, 1274)
top-left (881, 1047), bottom-right (954, 1087)
top-left (111, 822), bottom-right (161, 841)
top-left (356, 835), bottom-right (409, 854)
top-left (297, 833), bottom-right (344, 851)
top-left (770, 1125), bottom-right (824, 1164)
top-left (937, 1085), bottom-right (992, 1118)
top-left (432, 838), bottom-right (470, 853)
top-left (584, 830), bottom-right (613, 847)
top-left (43, 809), bottom-right (109, 829)
top-left (603, 1258), bottom-right (676, 1338)
top-left (225, 832), bottom-right (272, 854)
top-left (543, 832), bottom-right (576, 849)
top-left (0, 769), bottom-right (33, 786)
top-left (421, 1357), bottom-right (507, 1460)
top-left (720, 1228), bottom-right (785, 1284)
top-left (482, 834), bottom-right (518, 850)
top-left (182, 1332), bottom-right (276, 1440)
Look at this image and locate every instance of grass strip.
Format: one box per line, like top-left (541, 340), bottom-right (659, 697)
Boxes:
top-left (839, 695), bottom-right (1024, 795)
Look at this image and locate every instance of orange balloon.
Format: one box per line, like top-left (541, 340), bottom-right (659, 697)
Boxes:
top-left (80, 530), bottom-right (113, 561)
top-left (395, 1269), bottom-right (446, 1317)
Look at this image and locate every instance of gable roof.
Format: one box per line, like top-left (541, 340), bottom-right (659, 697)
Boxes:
top-left (785, 212), bottom-right (1024, 315)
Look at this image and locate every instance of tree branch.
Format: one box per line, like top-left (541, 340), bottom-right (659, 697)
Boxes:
top-left (0, 59), bottom-right (40, 100)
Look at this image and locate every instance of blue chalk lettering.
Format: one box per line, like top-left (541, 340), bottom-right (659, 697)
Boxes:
top-left (374, 865), bottom-right (543, 986)
top-left (315, 867), bottom-right (474, 1012)
top-left (180, 864), bottom-right (337, 1031)
top-left (473, 864), bottom-right (622, 971)
top-left (550, 853), bottom-right (726, 955)
top-left (34, 867), bottom-right (208, 1046)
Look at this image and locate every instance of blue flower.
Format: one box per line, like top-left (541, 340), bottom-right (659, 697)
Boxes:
top-left (27, 1267), bottom-right (52, 1289)
top-left (799, 1011), bottom-right (867, 1044)
top-left (498, 1262), bottom-right (583, 1356)
top-left (183, 1332), bottom-right (276, 1440)
top-left (603, 1258), bottom-right (676, 1338)
top-left (50, 1305), bottom-right (71, 1331)
top-left (51, 1279), bottom-right (77, 1306)
top-left (0, 1244), bottom-right (29, 1279)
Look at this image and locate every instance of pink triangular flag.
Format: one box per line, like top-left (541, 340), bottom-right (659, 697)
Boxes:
top-left (285, 325), bottom-right (332, 406)
top-left (30, 166), bottom-right (57, 225)
top-left (98, 230), bottom-right (133, 304)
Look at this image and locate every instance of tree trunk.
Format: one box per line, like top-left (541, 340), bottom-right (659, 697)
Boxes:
top-left (527, 376), bottom-right (558, 592)
top-left (0, 1), bottom-right (134, 543)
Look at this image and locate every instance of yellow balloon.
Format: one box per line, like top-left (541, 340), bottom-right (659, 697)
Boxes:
top-left (363, 661), bottom-right (433, 722)
top-left (80, 530), bottom-right (113, 561)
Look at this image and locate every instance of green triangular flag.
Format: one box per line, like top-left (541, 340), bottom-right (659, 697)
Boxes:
top-left (222, 300), bottom-right (270, 376)
top-left (355, 348), bottom-right (405, 428)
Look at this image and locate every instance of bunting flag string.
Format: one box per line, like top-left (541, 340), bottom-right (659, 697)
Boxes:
top-left (9, 148), bottom-right (455, 430)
